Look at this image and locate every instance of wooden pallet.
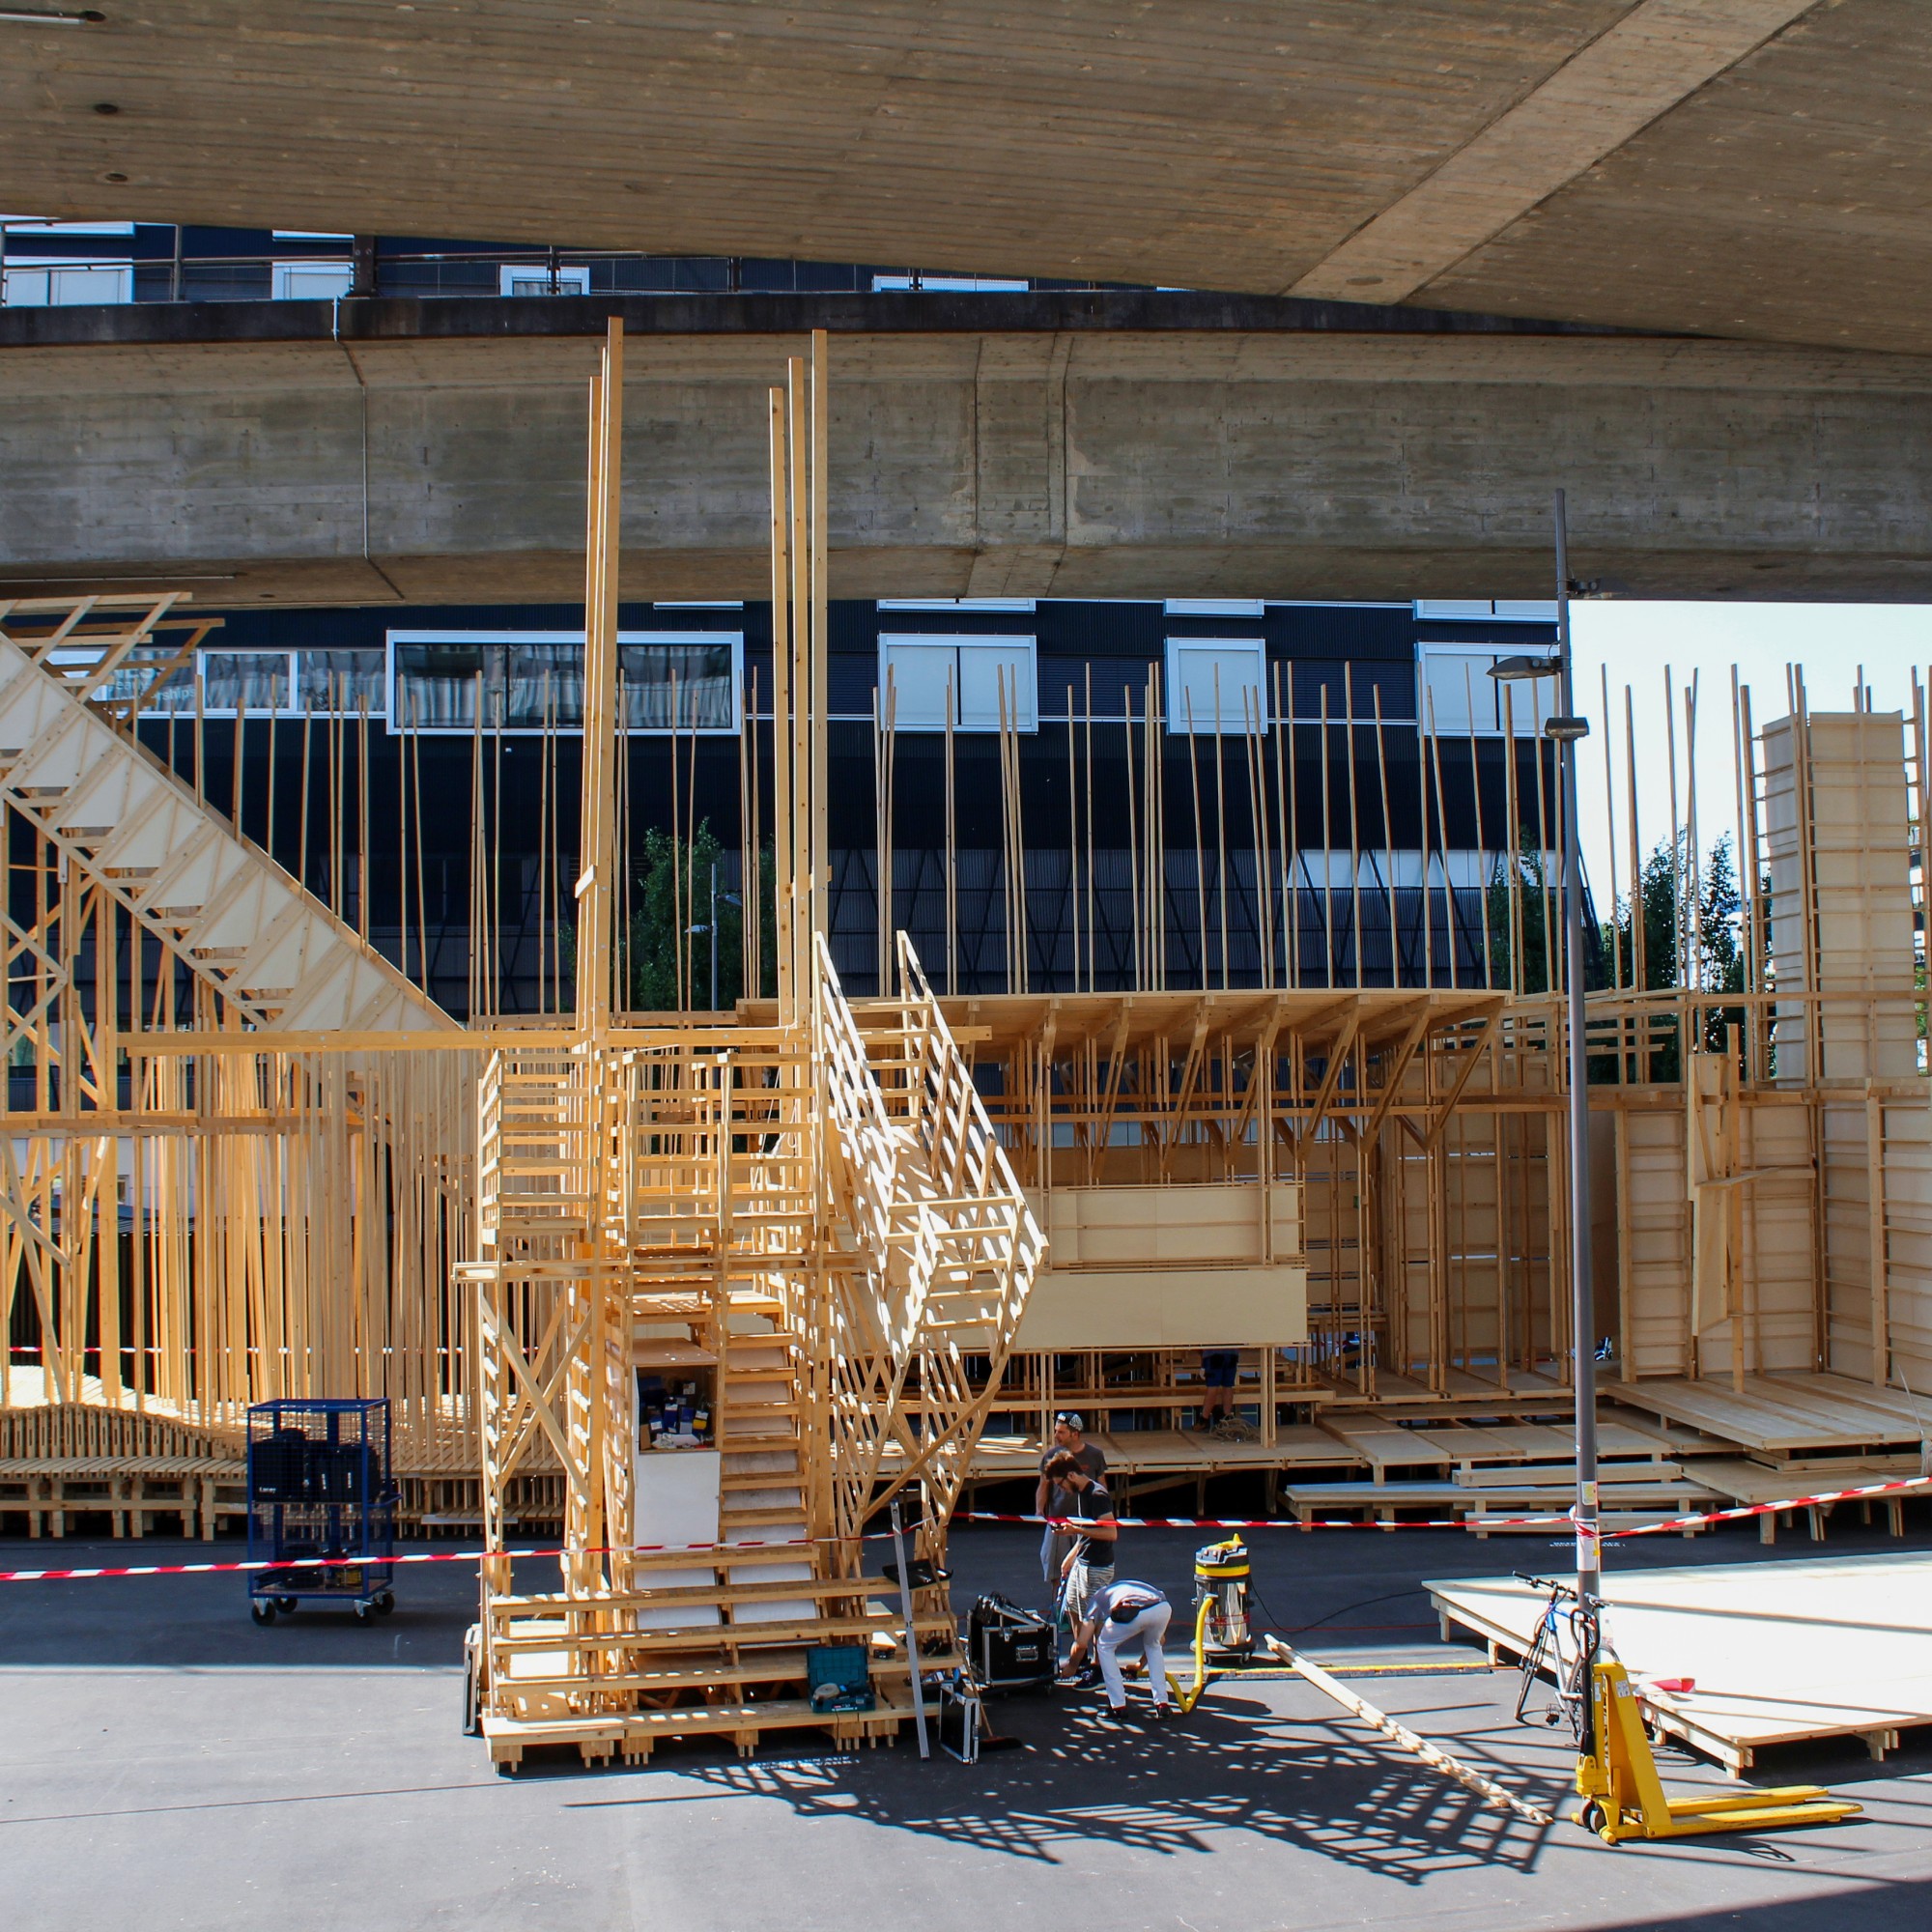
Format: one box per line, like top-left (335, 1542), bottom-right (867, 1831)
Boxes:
top-left (1428, 1551), bottom-right (1932, 1772)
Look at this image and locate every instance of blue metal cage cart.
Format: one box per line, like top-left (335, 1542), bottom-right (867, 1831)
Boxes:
top-left (246, 1398), bottom-right (397, 1624)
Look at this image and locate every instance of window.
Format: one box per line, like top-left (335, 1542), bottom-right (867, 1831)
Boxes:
top-left (1164, 598), bottom-right (1265, 618)
top-left (1164, 639), bottom-right (1265, 734)
top-left (878, 635), bottom-right (1037, 731)
top-left (297, 650), bottom-right (388, 717)
top-left (2, 259), bottom-right (132, 305)
top-left (132, 651), bottom-right (293, 716)
top-left (498, 263), bottom-right (591, 297)
top-left (388, 630), bottom-right (742, 734)
top-left (1417, 645), bottom-right (1555, 736)
top-left (1413, 598), bottom-right (1559, 622)
top-left (128, 649), bottom-right (388, 717)
top-left (870, 273), bottom-right (1031, 293)
top-left (876, 598), bottom-right (1037, 613)
top-left (271, 261), bottom-right (354, 301)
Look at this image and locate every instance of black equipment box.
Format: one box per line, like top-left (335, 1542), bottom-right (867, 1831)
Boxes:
top-left (967, 1593), bottom-right (1055, 1693)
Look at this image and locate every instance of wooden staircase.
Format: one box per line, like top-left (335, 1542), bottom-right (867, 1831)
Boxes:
top-left (463, 943), bottom-right (1039, 1769)
top-left (0, 596), bottom-right (451, 1033)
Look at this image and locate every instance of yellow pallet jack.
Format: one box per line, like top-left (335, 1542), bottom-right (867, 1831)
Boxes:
top-left (1574, 1658), bottom-right (1861, 1845)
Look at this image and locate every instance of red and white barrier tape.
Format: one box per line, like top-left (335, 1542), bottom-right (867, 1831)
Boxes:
top-left (958, 1470), bottom-right (1932, 1539)
top-left (4, 1474), bottom-right (1924, 1583)
top-left (0, 1534), bottom-right (818, 1585)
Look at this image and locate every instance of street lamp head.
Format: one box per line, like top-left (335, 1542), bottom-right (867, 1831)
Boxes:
top-left (1488, 654), bottom-right (1564, 682)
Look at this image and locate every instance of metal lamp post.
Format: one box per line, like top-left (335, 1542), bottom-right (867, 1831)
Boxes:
top-left (1489, 489), bottom-right (1599, 1613)
top-left (687, 859), bottom-right (744, 1011)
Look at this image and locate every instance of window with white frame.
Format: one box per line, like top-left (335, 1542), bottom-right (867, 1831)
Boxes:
top-left (878, 635), bottom-right (1037, 731)
top-left (1164, 598), bottom-right (1264, 618)
top-left (1413, 598), bottom-right (1558, 622)
top-left (272, 261), bottom-right (354, 301)
top-left (388, 630), bottom-right (742, 734)
top-left (105, 648), bottom-right (389, 719)
top-left (1416, 645), bottom-right (1556, 736)
top-left (876, 598), bottom-right (1036, 613)
top-left (1164, 638), bottom-right (1266, 734)
top-left (498, 263), bottom-right (591, 297)
top-left (2, 258), bottom-right (133, 305)
top-left (870, 273), bottom-right (1031, 293)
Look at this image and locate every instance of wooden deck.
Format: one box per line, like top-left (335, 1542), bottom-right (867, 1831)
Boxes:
top-left (1427, 1550), bottom-right (1932, 1772)
top-left (1610, 1373), bottom-right (1926, 1459)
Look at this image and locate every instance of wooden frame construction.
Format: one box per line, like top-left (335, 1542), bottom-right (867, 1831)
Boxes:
top-left (4, 331), bottom-right (1932, 1771)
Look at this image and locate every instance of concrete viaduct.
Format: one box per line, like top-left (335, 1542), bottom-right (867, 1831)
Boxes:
top-left (5, 294), bottom-right (1931, 609)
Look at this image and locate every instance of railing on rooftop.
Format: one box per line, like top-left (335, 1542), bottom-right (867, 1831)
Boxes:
top-left (0, 222), bottom-right (1122, 307)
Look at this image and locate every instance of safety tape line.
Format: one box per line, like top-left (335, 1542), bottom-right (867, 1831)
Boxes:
top-left (4, 1474), bottom-right (1924, 1583)
top-left (0, 1535), bottom-right (821, 1585)
top-left (1602, 1472), bottom-right (1932, 1540)
top-left (960, 1471), bottom-right (1932, 1539)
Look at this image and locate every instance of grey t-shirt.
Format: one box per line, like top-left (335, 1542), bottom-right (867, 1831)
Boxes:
top-left (1040, 1439), bottom-right (1107, 1516)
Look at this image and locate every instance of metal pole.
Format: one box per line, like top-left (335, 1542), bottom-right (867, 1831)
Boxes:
top-left (889, 1499), bottom-right (930, 1758)
top-left (1553, 489), bottom-right (1600, 1614)
top-left (708, 858), bottom-right (719, 1011)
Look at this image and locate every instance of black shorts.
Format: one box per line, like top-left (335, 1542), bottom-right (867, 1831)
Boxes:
top-left (1201, 1350), bottom-right (1239, 1387)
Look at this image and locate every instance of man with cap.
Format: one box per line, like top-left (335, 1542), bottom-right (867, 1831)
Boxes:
top-left (1036, 1410), bottom-right (1106, 1587)
top-left (1042, 1452), bottom-right (1117, 1678)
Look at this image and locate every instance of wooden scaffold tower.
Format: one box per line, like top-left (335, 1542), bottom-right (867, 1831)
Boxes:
top-left (459, 323), bottom-right (1045, 1768)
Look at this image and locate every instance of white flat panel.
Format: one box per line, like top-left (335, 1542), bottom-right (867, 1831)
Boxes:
top-left (272, 262), bottom-right (353, 300)
top-left (956, 638), bottom-right (1037, 730)
top-left (878, 639), bottom-right (958, 727)
top-left (1166, 639), bottom-right (1265, 734)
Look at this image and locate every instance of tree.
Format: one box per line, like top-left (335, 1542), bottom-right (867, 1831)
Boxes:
top-left (1605, 831), bottom-right (1748, 1075)
top-left (561, 826), bottom-right (776, 1011)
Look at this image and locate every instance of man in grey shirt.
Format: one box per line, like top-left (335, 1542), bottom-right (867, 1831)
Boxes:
top-left (1037, 1411), bottom-right (1106, 1586)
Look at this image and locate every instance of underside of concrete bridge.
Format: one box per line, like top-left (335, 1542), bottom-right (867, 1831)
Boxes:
top-left (3, 294), bottom-right (1928, 608)
top-left (2, 2), bottom-right (1929, 357)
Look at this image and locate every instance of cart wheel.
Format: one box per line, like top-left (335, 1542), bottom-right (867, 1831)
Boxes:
top-left (375, 1590), bottom-right (396, 1615)
top-left (274, 1596), bottom-right (298, 1615)
top-left (354, 1599), bottom-right (376, 1624)
top-left (1579, 1801), bottom-right (1610, 1840)
top-left (251, 1600), bottom-right (276, 1625)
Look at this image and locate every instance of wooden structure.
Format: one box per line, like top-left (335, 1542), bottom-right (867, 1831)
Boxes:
top-left (1429, 1551), bottom-right (1932, 1773)
top-left (1, 324), bottom-right (1930, 1763)
top-left (457, 326), bottom-right (1043, 1764)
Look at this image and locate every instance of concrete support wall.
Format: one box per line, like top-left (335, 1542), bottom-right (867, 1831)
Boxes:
top-left (6, 311), bottom-right (1932, 607)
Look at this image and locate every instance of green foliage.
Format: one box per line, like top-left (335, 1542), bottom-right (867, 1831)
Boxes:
top-left (627, 824), bottom-right (779, 1009)
top-left (1484, 849), bottom-right (1562, 995)
top-left (1601, 831), bottom-right (1750, 1077)
top-left (557, 828), bottom-right (777, 1012)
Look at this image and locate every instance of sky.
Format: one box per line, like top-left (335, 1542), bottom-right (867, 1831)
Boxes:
top-left (1563, 603), bottom-right (1932, 915)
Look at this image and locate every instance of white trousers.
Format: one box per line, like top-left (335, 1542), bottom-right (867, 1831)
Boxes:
top-left (1096, 1600), bottom-right (1172, 1709)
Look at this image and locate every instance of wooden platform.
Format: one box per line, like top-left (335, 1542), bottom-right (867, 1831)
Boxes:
top-left (1284, 1476), bottom-right (1724, 1530)
top-left (1610, 1373), bottom-right (1927, 1460)
top-left (1427, 1550), bottom-right (1932, 1772)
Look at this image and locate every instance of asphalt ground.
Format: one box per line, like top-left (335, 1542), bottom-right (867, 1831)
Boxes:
top-left (5, 1516), bottom-right (1930, 1932)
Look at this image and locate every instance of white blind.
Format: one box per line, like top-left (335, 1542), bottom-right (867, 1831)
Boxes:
top-left (878, 635), bottom-right (1037, 730)
top-left (1166, 639), bottom-right (1265, 734)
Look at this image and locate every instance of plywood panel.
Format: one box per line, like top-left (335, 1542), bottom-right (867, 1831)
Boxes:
top-left (1013, 1261), bottom-right (1307, 1350)
top-left (1621, 1109), bottom-right (1691, 1378)
top-left (1762, 710), bottom-right (1917, 1084)
top-left (1037, 1180), bottom-right (1299, 1268)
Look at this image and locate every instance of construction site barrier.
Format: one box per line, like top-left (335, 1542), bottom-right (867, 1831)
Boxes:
top-left (3, 1472), bottom-right (1925, 1584)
